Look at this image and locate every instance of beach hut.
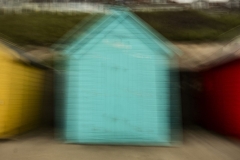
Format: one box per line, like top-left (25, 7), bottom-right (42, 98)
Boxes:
top-left (0, 39), bottom-right (48, 138)
top-left (200, 37), bottom-right (240, 139)
top-left (177, 36), bottom-right (240, 139)
top-left (54, 7), bottom-right (182, 146)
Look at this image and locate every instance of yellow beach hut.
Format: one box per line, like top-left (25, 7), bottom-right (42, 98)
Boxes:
top-left (0, 40), bottom-right (47, 138)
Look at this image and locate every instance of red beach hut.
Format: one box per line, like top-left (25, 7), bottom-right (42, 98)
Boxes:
top-left (178, 36), bottom-right (240, 139)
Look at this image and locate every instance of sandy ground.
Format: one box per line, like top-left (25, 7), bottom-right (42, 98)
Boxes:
top-left (0, 128), bottom-right (240, 160)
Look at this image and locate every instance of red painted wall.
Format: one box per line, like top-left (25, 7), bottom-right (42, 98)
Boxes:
top-left (200, 59), bottom-right (240, 138)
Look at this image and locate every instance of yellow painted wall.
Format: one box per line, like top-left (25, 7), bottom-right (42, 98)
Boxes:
top-left (0, 43), bottom-right (45, 138)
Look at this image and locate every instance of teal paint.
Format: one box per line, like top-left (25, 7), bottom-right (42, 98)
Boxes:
top-left (55, 7), bottom-right (182, 146)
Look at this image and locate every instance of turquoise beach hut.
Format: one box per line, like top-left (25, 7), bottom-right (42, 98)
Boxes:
top-left (54, 7), bottom-right (182, 146)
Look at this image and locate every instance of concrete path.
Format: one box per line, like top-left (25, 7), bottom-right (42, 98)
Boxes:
top-left (0, 128), bottom-right (240, 160)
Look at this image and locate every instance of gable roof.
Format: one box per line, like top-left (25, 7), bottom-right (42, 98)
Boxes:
top-left (53, 13), bottom-right (103, 52)
top-left (0, 38), bottom-right (26, 61)
top-left (0, 37), bottom-right (49, 69)
top-left (177, 35), bottom-right (240, 71)
top-left (53, 6), bottom-right (182, 59)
